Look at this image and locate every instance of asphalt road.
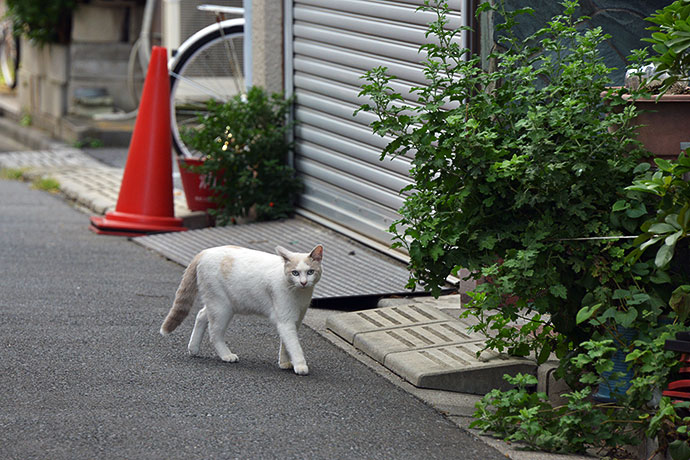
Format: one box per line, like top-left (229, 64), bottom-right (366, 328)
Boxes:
top-left (0, 177), bottom-right (506, 460)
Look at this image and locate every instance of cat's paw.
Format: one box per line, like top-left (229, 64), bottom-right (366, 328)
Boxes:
top-left (293, 363), bottom-right (309, 375)
top-left (278, 360), bottom-right (292, 370)
top-left (220, 352), bottom-right (239, 363)
top-left (187, 344), bottom-right (200, 356)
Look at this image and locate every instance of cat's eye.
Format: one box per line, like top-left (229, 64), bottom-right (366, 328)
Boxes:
top-left (307, 270), bottom-right (315, 275)
top-left (291, 270), bottom-right (299, 277)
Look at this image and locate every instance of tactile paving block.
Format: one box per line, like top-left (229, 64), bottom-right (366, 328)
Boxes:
top-left (353, 321), bottom-right (485, 363)
top-left (326, 303), bottom-right (455, 343)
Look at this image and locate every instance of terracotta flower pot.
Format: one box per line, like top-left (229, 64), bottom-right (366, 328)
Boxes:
top-left (624, 92), bottom-right (690, 162)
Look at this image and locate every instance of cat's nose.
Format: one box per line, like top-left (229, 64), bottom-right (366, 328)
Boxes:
top-left (300, 279), bottom-right (308, 286)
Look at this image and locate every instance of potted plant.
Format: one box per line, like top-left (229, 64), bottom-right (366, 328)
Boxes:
top-left (625, 0), bottom-right (690, 161)
top-left (179, 86), bottom-right (302, 225)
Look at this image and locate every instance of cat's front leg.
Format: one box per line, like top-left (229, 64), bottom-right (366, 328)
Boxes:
top-left (278, 316), bottom-right (304, 369)
top-left (275, 322), bottom-right (308, 375)
top-left (278, 341), bottom-right (291, 369)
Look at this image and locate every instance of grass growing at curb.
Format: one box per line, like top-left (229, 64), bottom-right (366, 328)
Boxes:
top-left (0, 167), bottom-right (26, 180)
top-left (0, 167), bottom-right (61, 193)
top-left (31, 177), bottom-right (60, 193)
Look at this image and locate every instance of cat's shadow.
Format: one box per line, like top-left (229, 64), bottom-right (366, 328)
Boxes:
top-left (182, 351), bottom-right (312, 378)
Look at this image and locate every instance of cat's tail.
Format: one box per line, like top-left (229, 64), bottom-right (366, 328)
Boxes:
top-left (160, 253), bottom-right (201, 335)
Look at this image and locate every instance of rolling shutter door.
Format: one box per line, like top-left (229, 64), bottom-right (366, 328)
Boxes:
top-left (289, 0), bottom-right (462, 246)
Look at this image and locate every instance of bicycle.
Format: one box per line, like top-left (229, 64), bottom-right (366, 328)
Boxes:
top-left (168, 4), bottom-right (245, 158)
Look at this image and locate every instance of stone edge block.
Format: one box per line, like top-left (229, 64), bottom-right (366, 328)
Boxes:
top-left (386, 349), bottom-right (537, 395)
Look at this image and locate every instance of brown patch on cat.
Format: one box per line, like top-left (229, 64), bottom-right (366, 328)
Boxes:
top-left (220, 255), bottom-right (234, 278)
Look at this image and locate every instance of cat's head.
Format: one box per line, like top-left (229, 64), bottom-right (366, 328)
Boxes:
top-left (275, 245), bottom-right (323, 289)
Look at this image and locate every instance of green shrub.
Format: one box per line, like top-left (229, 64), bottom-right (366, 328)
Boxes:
top-left (358, 0), bottom-right (646, 361)
top-left (182, 87), bottom-right (302, 224)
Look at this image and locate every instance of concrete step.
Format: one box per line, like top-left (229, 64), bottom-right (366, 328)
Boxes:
top-left (326, 303), bottom-right (537, 394)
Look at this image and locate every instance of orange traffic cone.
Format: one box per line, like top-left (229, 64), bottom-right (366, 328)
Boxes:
top-left (90, 46), bottom-right (187, 236)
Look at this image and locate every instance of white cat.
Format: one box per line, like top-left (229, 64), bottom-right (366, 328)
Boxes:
top-left (160, 244), bottom-right (324, 375)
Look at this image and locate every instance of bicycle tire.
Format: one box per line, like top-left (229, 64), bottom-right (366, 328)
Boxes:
top-left (169, 18), bottom-right (245, 158)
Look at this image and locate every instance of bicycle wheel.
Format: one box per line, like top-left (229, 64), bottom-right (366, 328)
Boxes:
top-left (0, 29), bottom-right (19, 90)
top-left (169, 18), bottom-right (245, 158)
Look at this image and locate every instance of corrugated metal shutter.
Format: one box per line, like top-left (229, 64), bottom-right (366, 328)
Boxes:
top-left (288, 0), bottom-right (462, 246)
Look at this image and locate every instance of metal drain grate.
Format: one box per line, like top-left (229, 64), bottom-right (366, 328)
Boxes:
top-left (133, 217), bottom-right (416, 299)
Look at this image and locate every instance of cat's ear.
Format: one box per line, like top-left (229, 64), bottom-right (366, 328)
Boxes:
top-left (275, 246), bottom-right (292, 263)
top-left (309, 245), bottom-right (323, 262)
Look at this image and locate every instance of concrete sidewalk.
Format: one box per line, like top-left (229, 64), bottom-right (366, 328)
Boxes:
top-left (0, 137), bottom-right (593, 459)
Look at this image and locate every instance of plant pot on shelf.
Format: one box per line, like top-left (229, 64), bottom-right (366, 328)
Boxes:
top-left (177, 157), bottom-right (220, 212)
top-left (626, 93), bottom-right (690, 162)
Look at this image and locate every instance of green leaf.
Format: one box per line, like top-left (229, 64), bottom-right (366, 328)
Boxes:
top-left (655, 158), bottom-right (674, 172)
top-left (650, 270), bottom-right (672, 284)
top-left (613, 289), bottom-right (629, 300)
top-left (616, 308), bottom-right (638, 328)
top-left (536, 344), bottom-right (552, 364)
top-left (666, 230), bottom-right (683, 246)
top-left (640, 235), bottom-right (662, 252)
top-left (429, 243), bottom-right (444, 262)
top-left (648, 223), bottom-right (676, 234)
top-left (576, 304), bottom-right (601, 324)
top-left (627, 206), bottom-right (648, 219)
top-left (666, 213), bottom-right (682, 229)
top-left (669, 440), bottom-right (690, 460)
top-left (633, 162), bottom-right (651, 174)
top-left (655, 243), bottom-right (675, 268)
top-left (612, 200), bottom-right (629, 212)
top-left (549, 284), bottom-right (567, 299)
top-left (670, 285), bottom-right (690, 321)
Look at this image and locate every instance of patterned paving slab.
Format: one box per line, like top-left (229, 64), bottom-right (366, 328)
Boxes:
top-left (353, 321), bottom-right (486, 363)
top-left (327, 304), bottom-right (537, 394)
top-left (329, 303), bottom-right (451, 343)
